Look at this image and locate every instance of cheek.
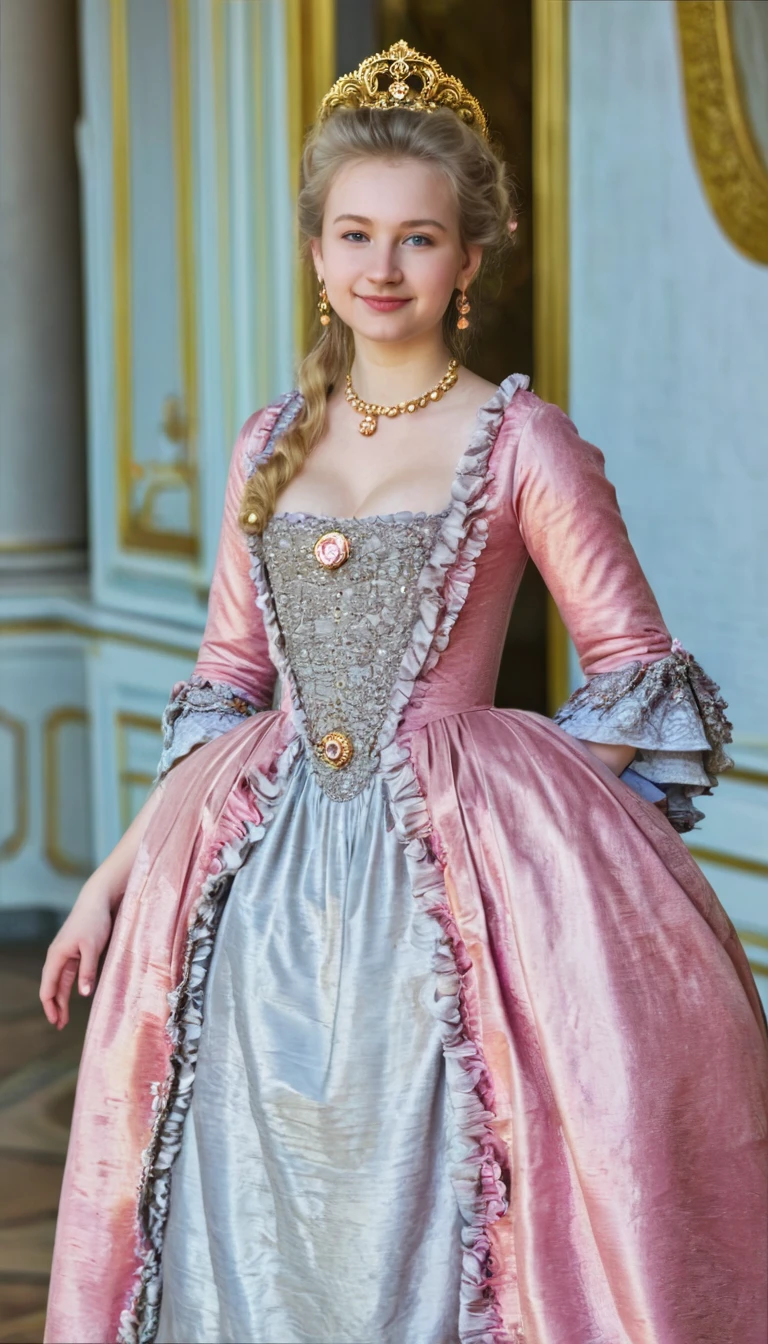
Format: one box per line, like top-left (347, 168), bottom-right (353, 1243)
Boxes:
top-left (322, 234), bottom-right (358, 265)
top-left (324, 262), bottom-right (364, 326)
top-left (406, 251), bottom-right (458, 303)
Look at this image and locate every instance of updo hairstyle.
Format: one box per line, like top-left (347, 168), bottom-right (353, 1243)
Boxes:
top-left (240, 105), bottom-right (517, 534)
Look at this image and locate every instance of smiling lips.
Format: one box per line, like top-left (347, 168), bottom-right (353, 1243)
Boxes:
top-left (358, 295), bottom-right (412, 312)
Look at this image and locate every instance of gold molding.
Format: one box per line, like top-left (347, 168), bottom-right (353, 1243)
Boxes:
top-left (0, 709), bottom-right (28, 859)
top-left (726, 766), bottom-right (768, 788)
top-left (0, 618), bottom-right (198, 661)
top-left (111, 0), bottom-right (200, 557)
top-left (736, 928), bottom-right (768, 981)
top-left (676, 0), bottom-right (768, 265)
top-left (111, 0), bottom-right (132, 551)
top-left (213, 0), bottom-right (235, 453)
top-left (252, 2), bottom-right (270, 402)
top-left (285, 0), bottom-right (336, 359)
top-left (43, 708), bottom-right (93, 878)
top-left (688, 844), bottom-right (768, 879)
top-left (0, 538), bottom-right (84, 554)
top-left (532, 0), bottom-right (571, 713)
top-left (170, 0), bottom-right (200, 544)
top-left (115, 711), bottom-right (162, 831)
top-left (739, 927), bottom-right (768, 952)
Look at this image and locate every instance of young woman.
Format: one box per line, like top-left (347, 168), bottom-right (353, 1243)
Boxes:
top-left (42, 42), bottom-right (768, 1344)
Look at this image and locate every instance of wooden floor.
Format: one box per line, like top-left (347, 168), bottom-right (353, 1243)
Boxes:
top-left (0, 946), bottom-right (89, 1343)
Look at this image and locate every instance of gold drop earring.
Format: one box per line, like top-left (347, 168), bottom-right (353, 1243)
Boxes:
top-left (317, 278), bottom-right (332, 327)
top-left (456, 289), bottom-right (471, 330)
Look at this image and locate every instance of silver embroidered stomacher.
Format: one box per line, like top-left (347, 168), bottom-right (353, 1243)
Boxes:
top-left (261, 512), bottom-right (446, 801)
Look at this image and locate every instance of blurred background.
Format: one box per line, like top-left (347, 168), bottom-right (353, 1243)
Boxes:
top-left (0, 0), bottom-right (766, 1337)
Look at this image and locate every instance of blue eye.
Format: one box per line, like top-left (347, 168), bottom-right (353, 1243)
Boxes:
top-left (342, 231), bottom-right (367, 243)
top-left (405, 234), bottom-right (433, 247)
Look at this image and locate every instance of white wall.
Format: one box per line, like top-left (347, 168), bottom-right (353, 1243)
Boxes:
top-left (569, 0), bottom-right (768, 747)
top-left (568, 0), bottom-right (768, 971)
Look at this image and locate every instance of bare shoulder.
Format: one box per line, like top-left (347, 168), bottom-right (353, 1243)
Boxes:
top-left (454, 367), bottom-right (499, 405)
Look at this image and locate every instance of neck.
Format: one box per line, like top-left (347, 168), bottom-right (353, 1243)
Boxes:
top-left (347, 333), bottom-right (455, 406)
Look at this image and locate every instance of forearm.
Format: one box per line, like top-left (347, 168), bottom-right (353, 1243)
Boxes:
top-left (579, 740), bottom-right (637, 776)
top-left (81, 778), bottom-right (168, 913)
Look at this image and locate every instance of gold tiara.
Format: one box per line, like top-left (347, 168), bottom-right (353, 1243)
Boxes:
top-left (317, 40), bottom-right (489, 141)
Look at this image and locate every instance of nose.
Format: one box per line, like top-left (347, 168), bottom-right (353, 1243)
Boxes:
top-left (363, 241), bottom-right (403, 288)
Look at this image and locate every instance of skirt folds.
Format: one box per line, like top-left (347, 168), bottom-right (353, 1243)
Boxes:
top-left (412, 706), bottom-right (768, 1344)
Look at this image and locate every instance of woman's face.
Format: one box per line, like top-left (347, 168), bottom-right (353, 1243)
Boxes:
top-left (310, 157), bottom-right (481, 348)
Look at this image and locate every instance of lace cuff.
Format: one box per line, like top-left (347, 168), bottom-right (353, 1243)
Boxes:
top-left (553, 639), bottom-right (734, 833)
top-left (154, 676), bottom-right (263, 784)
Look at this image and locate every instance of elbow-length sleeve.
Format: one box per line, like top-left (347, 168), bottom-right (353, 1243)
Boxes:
top-left (512, 400), bottom-right (734, 832)
top-left (154, 411), bottom-right (279, 783)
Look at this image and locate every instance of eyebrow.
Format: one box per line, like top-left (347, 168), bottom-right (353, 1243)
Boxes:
top-left (333, 214), bottom-right (448, 231)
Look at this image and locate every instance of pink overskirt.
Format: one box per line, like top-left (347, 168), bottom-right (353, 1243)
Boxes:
top-left (46, 705), bottom-right (768, 1344)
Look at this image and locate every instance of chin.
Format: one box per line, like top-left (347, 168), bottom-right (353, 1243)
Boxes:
top-left (347, 314), bottom-right (436, 345)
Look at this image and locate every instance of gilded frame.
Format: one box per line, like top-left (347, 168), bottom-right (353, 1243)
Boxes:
top-left (0, 710), bottom-right (28, 859)
top-left (676, 0), bottom-right (768, 265)
top-left (110, 0), bottom-right (201, 558)
top-left (285, 0), bottom-right (336, 357)
top-left (532, 0), bottom-right (571, 712)
top-left (44, 708), bottom-right (92, 878)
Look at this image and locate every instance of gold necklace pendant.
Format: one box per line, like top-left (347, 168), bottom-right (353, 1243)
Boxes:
top-left (345, 358), bottom-right (459, 436)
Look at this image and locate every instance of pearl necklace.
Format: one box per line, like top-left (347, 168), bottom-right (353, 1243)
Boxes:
top-left (345, 358), bottom-right (459, 436)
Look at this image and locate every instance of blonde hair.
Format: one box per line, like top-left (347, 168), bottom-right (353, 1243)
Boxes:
top-left (240, 106), bottom-right (517, 534)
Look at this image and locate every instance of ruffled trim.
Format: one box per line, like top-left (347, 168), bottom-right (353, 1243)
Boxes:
top-left (151, 393), bottom-right (303, 788)
top-left (376, 375), bottom-right (530, 1343)
top-left (377, 373), bottom-right (530, 751)
top-left (243, 376), bottom-right (531, 771)
top-left (117, 738), bottom-right (301, 1344)
top-left (381, 738), bottom-right (515, 1343)
top-left (273, 504), bottom-right (451, 525)
top-left (154, 675), bottom-right (264, 784)
top-left (553, 639), bottom-right (734, 833)
top-left (240, 392), bottom-right (310, 753)
top-left (241, 389), bottom-right (302, 476)
top-left (123, 378), bottom-right (529, 1342)
top-left (244, 376), bottom-right (528, 1339)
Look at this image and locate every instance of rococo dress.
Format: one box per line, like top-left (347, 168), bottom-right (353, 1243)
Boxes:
top-left (46, 375), bottom-right (768, 1344)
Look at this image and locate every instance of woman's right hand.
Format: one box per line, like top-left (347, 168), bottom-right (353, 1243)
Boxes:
top-left (39, 775), bottom-right (169, 1030)
top-left (39, 766), bottom-right (172, 1029)
top-left (40, 881), bottom-right (115, 1030)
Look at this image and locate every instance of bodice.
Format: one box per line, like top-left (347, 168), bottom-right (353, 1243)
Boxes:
top-left (262, 511), bottom-right (447, 800)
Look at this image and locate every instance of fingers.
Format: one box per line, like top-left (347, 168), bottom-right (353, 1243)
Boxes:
top-left (78, 941), bottom-right (99, 999)
top-left (40, 944), bottom-right (86, 1030)
top-left (40, 945), bottom-right (63, 1026)
top-left (40, 948), bottom-right (75, 1030)
top-left (55, 960), bottom-right (78, 1030)
top-left (40, 918), bottom-right (109, 1029)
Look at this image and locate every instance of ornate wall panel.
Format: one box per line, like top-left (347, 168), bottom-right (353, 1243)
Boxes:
top-left (88, 638), bottom-right (192, 858)
top-left (0, 711), bottom-right (28, 861)
top-left (2, 2), bottom-right (312, 913)
top-left (111, 0), bottom-right (200, 558)
top-left (676, 0), bottom-right (768, 265)
top-left (0, 633), bottom-right (93, 913)
top-left (43, 708), bottom-right (92, 878)
top-left (285, 0), bottom-right (336, 355)
top-left (115, 711), bottom-right (165, 833)
top-left (79, 0), bottom-right (297, 621)
top-left (569, 0), bottom-right (768, 991)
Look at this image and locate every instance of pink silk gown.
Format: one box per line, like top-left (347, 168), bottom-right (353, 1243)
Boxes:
top-left (45, 376), bottom-right (768, 1344)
